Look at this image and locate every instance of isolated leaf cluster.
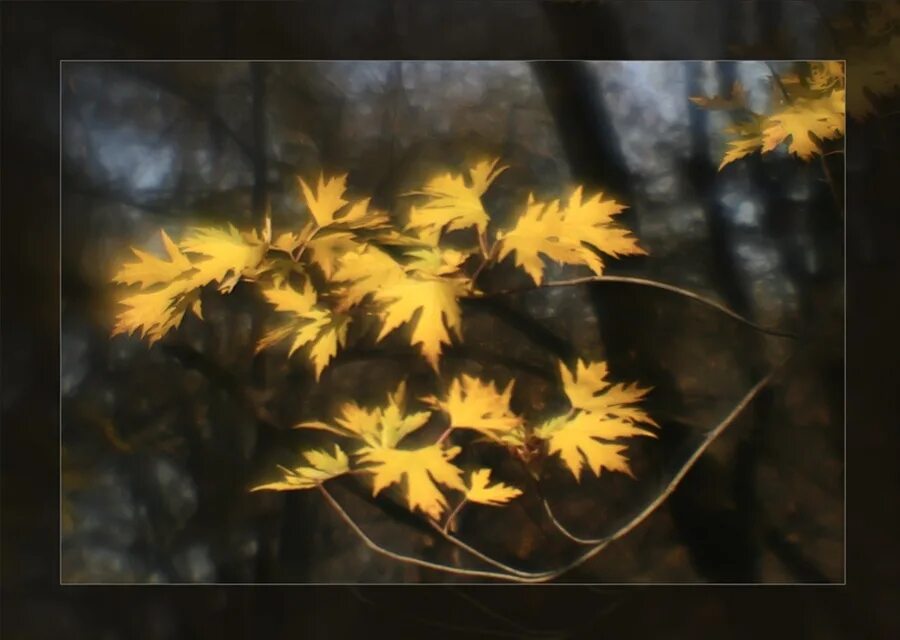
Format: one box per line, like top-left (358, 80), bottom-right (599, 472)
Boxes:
top-left (691, 61), bottom-right (846, 169)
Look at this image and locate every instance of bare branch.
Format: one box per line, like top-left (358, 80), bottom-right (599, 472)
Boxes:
top-left (471, 274), bottom-right (798, 339)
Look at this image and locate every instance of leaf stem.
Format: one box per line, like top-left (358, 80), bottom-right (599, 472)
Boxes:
top-left (435, 426), bottom-right (455, 445)
top-left (293, 225), bottom-right (320, 262)
top-left (469, 235), bottom-right (499, 293)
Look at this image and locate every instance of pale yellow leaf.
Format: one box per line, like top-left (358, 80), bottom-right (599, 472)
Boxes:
top-left (357, 444), bottom-right (466, 519)
top-left (373, 274), bottom-right (467, 370)
top-left (406, 157), bottom-right (506, 239)
top-left (323, 382), bottom-right (432, 448)
top-left (761, 89), bottom-right (845, 160)
top-left (426, 374), bottom-right (524, 446)
top-left (465, 468), bottom-right (522, 506)
top-left (305, 231), bottom-right (361, 279)
top-left (112, 280), bottom-right (201, 344)
top-left (112, 229), bottom-right (192, 289)
top-left (298, 173), bottom-right (349, 227)
top-left (180, 224), bottom-right (267, 292)
top-left (258, 282), bottom-right (349, 379)
top-left (496, 189), bottom-right (643, 285)
top-left (534, 412), bottom-right (637, 481)
top-left (250, 444), bottom-right (350, 492)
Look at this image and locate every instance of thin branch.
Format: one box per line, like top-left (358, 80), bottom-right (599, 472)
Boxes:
top-left (442, 498), bottom-right (467, 533)
top-left (426, 521), bottom-right (554, 580)
top-left (317, 484), bottom-right (545, 582)
top-left (766, 61), bottom-right (792, 103)
top-left (470, 237), bottom-right (500, 293)
top-left (474, 275), bottom-right (798, 339)
top-left (542, 499), bottom-right (604, 546)
top-left (435, 426), bottom-right (455, 446)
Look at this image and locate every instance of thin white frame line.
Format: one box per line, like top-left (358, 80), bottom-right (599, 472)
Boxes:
top-left (58, 59), bottom-right (848, 587)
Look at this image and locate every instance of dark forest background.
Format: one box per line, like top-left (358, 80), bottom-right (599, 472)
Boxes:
top-left (3, 0), bottom-right (898, 637)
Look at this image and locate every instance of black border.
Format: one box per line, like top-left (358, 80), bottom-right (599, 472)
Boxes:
top-left (3, 1), bottom-right (896, 637)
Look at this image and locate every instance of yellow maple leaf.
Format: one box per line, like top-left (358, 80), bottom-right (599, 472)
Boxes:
top-left (298, 173), bottom-right (349, 227)
top-left (563, 186), bottom-right (644, 265)
top-left (761, 89), bottom-right (845, 160)
top-left (305, 230), bottom-right (362, 279)
top-left (357, 444), bottom-right (466, 519)
top-left (406, 157), bottom-right (507, 240)
top-left (299, 381), bottom-right (432, 449)
top-left (465, 468), bottom-right (522, 506)
top-left (560, 360), bottom-right (658, 427)
top-left (374, 274), bottom-right (467, 370)
top-left (112, 280), bottom-right (202, 344)
top-left (535, 359), bottom-right (657, 481)
top-left (496, 189), bottom-right (643, 285)
top-left (534, 412), bottom-right (639, 481)
top-left (331, 245), bottom-right (407, 308)
top-left (180, 224), bottom-right (267, 293)
top-left (336, 198), bottom-right (391, 230)
top-left (333, 244), bottom-right (469, 369)
top-left (112, 229), bottom-right (193, 289)
top-left (257, 282), bottom-right (349, 379)
top-left (424, 374), bottom-right (524, 446)
top-left (250, 444), bottom-right (350, 491)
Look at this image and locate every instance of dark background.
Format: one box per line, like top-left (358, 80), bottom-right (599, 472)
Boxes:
top-left (2, 0), bottom-right (897, 637)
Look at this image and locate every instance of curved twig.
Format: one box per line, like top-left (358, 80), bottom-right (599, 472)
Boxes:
top-left (542, 499), bottom-right (605, 546)
top-left (317, 484), bottom-right (548, 582)
top-left (428, 521), bottom-right (554, 580)
top-left (473, 275), bottom-right (798, 339)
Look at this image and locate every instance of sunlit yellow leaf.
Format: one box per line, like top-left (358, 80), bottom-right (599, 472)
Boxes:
top-left (180, 224), bottom-right (267, 293)
top-left (250, 444), bottom-right (350, 492)
top-left (406, 157), bottom-right (507, 239)
top-left (112, 280), bottom-right (201, 344)
top-left (298, 173), bottom-right (349, 227)
top-left (314, 381), bottom-right (432, 449)
top-left (357, 444), bottom-right (466, 519)
top-left (257, 282), bottom-right (349, 379)
top-left (113, 229), bottom-right (192, 289)
top-left (534, 412), bottom-right (637, 481)
top-left (374, 274), bottom-right (467, 370)
top-left (761, 89), bottom-right (845, 160)
top-left (465, 468), bottom-right (522, 506)
top-left (425, 374), bottom-right (524, 446)
top-left (496, 189), bottom-right (643, 285)
top-left (305, 231), bottom-right (362, 279)
top-left (332, 245), bottom-right (407, 308)
top-left (338, 198), bottom-right (391, 230)
top-left (559, 360), bottom-right (657, 426)
top-left (535, 360), bottom-right (657, 481)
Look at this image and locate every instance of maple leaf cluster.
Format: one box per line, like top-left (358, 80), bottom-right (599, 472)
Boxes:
top-left (691, 61), bottom-right (846, 169)
top-left (111, 158), bottom-right (646, 378)
top-left (108, 158), bottom-right (657, 525)
top-left (266, 361), bottom-right (655, 522)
